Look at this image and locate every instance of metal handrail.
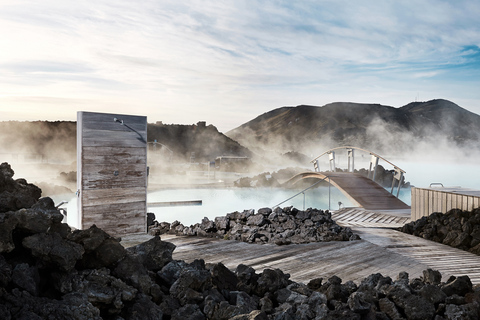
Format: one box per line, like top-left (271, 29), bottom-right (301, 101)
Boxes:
top-left (272, 176), bottom-right (331, 210)
top-left (429, 183), bottom-right (444, 188)
top-left (310, 146), bottom-right (406, 173)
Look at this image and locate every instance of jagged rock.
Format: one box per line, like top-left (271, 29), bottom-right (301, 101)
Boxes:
top-left (229, 291), bottom-right (259, 315)
top-left (171, 303), bottom-right (205, 320)
top-left (378, 298), bottom-right (403, 320)
top-left (255, 268), bottom-right (291, 296)
top-left (11, 263), bottom-right (39, 296)
top-left (2, 163), bottom-right (480, 320)
top-left (215, 216), bottom-right (229, 230)
top-left (68, 225), bottom-right (109, 252)
top-left (170, 264), bottom-right (212, 305)
top-left (127, 235), bottom-right (175, 271)
top-left (70, 268), bottom-right (137, 314)
top-left (70, 226), bottom-right (126, 269)
top-left (0, 255), bottom-right (12, 287)
top-left (347, 291), bottom-right (371, 314)
top-left (157, 260), bottom-right (188, 286)
top-left (258, 208), bottom-right (272, 216)
top-left (16, 202), bottom-right (64, 234)
top-left (423, 268), bottom-right (442, 285)
top-left (161, 206), bottom-right (360, 245)
top-left (0, 162), bottom-right (42, 213)
top-left (211, 262), bottom-right (238, 292)
top-left (123, 294), bottom-right (164, 320)
top-left (246, 214), bottom-right (267, 227)
top-left (402, 208), bottom-right (480, 257)
top-left (147, 212), bottom-right (156, 227)
top-left (442, 275), bottom-right (473, 297)
top-left (403, 295), bottom-right (436, 320)
top-left (113, 255), bottom-right (154, 294)
top-left (0, 212), bottom-right (17, 253)
top-left (22, 232), bottom-right (84, 271)
top-left (444, 303), bottom-right (480, 320)
top-left (419, 284), bottom-right (447, 305)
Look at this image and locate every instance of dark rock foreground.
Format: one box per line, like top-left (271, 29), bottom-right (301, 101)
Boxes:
top-left (149, 207), bottom-right (360, 245)
top-left (400, 208), bottom-right (480, 256)
top-left (2, 162), bottom-right (480, 319)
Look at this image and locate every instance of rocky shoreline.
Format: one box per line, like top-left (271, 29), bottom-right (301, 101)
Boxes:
top-left (1, 162), bottom-right (480, 319)
top-left (400, 208), bottom-right (480, 256)
top-left (148, 207), bottom-right (360, 245)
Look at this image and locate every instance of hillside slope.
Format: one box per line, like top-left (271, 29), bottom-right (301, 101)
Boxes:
top-left (226, 99), bottom-right (480, 156)
top-left (0, 121), bottom-right (251, 165)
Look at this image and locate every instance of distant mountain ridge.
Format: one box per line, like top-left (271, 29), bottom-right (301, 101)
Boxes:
top-left (226, 99), bottom-right (480, 156)
top-left (0, 121), bottom-right (250, 164)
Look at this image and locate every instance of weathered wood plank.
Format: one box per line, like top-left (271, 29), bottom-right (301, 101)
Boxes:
top-left (81, 111), bottom-right (146, 126)
top-left (82, 130), bottom-right (146, 148)
top-left (82, 201), bottom-right (146, 218)
top-left (82, 146), bottom-right (146, 165)
top-left (82, 187), bottom-right (146, 206)
top-left (81, 163), bottom-right (147, 190)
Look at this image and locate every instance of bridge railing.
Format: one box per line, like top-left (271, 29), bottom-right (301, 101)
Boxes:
top-left (311, 146), bottom-right (406, 198)
top-left (272, 176), bottom-right (332, 211)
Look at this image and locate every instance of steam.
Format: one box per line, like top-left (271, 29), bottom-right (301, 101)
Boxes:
top-left (0, 121), bottom-right (77, 194)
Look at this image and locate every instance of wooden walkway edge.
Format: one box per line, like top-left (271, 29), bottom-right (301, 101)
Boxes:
top-left (122, 207), bottom-right (480, 285)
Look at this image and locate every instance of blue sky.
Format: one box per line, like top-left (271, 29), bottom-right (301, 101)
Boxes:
top-left (0, 0), bottom-right (479, 132)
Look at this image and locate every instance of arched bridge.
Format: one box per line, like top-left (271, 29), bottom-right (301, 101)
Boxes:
top-left (285, 146), bottom-right (410, 211)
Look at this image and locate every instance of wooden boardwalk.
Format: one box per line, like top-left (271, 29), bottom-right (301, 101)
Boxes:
top-left (332, 207), bottom-right (411, 228)
top-left (122, 208), bottom-right (480, 285)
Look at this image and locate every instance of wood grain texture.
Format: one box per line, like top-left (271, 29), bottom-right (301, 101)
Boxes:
top-left (411, 187), bottom-right (480, 219)
top-left (77, 111), bottom-right (147, 236)
top-left (121, 207), bottom-right (480, 285)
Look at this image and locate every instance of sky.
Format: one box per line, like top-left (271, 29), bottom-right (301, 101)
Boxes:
top-left (0, 0), bottom-right (479, 133)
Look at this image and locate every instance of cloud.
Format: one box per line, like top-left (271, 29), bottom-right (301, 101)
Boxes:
top-left (0, 0), bottom-right (479, 131)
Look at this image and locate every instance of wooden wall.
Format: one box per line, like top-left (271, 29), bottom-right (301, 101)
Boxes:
top-left (75, 111), bottom-right (147, 236)
top-left (411, 187), bottom-right (480, 221)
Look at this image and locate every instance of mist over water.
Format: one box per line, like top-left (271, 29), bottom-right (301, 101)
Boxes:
top-left (147, 187), bottom-right (353, 226)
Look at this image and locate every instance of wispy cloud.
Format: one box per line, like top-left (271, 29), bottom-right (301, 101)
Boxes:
top-left (0, 0), bottom-right (479, 131)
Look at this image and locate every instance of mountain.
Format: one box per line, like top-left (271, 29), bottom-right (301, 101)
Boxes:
top-left (226, 99), bottom-right (480, 157)
top-left (147, 122), bottom-right (251, 162)
top-left (0, 120), bottom-right (250, 165)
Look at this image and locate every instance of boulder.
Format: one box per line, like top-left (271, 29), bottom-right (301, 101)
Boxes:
top-left (127, 235), bottom-right (175, 271)
top-left (22, 232), bottom-right (84, 271)
top-left (0, 163), bottom-right (42, 213)
top-left (442, 276), bottom-right (473, 297)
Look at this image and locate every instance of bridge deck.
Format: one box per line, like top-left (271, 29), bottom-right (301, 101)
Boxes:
top-left (122, 208), bottom-right (480, 285)
top-left (290, 172), bottom-right (410, 210)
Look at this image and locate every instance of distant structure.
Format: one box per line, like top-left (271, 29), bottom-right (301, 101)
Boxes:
top-left (215, 156), bottom-right (249, 170)
top-left (74, 111), bottom-right (148, 236)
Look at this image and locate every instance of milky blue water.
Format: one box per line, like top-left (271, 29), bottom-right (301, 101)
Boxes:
top-left (147, 187), bottom-right (354, 226)
top-left (56, 160), bottom-right (479, 227)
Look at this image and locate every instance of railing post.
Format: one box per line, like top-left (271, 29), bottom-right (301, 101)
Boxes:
top-left (396, 171), bottom-right (404, 198)
top-left (314, 160), bottom-right (320, 172)
top-left (328, 177), bottom-right (331, 211)
top-left (368, 154), bottom-right (379, 181)
top-left (347, 148), bottom-right (354, 172)
top-left (328, 151), bottom-right (336, 172)
top-left (303, 192), bottom-right (305, 210)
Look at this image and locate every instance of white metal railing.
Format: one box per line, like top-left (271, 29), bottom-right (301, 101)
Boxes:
top-left (272, 176), bottom-right (331, 211)
top-left (311, 146), bottom-right (406, 198)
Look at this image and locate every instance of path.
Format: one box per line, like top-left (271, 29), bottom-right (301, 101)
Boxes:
top-left (122, 208), bottom-right (480, 285)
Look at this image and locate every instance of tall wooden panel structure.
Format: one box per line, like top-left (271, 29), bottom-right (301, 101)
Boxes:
top-left (73, 111), bottom-right (147, 236)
